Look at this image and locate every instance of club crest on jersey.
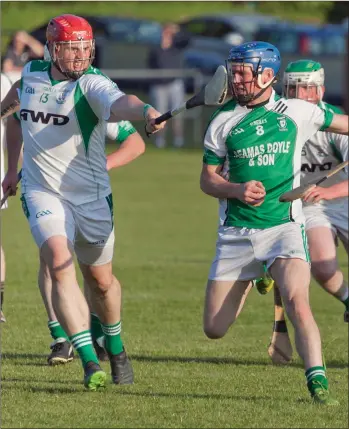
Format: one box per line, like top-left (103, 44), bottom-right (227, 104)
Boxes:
top-left (277, 116), bottom-right (288, 131)
top-left (56, 90), bottom-right (69, 104)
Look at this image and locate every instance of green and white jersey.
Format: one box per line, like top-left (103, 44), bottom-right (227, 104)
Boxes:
top-left (301, 101), bottom-right (348, 207)
top-left (19, 60), bottom-right (124, 205)
top-left (106, 120), bottom-right (137, 144)
top-left (204, 90), bottom-right (333, 228)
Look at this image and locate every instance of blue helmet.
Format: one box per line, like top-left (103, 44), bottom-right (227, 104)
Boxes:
top-left (226, 41), bottom-right (281, 105)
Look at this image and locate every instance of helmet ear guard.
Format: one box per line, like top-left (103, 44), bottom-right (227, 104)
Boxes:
top-left (256, 66), bottom-right (277, 89)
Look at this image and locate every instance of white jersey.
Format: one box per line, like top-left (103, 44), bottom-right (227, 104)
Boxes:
top-left (18, 60), bottom-right (124, 205)
top-left (1, 73), bottom-right (14, 206)
top-left (300, 101), bottom-right (348, 211)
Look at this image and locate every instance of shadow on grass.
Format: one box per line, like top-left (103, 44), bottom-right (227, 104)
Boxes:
top-left (2, 352), bottom-right (347, 369)
top-left (129, 354), bottom-right (348, 369)
top-left (3, 382), bottom-right (273, 401)
top-left (2, 376), bottom-right (82, 385)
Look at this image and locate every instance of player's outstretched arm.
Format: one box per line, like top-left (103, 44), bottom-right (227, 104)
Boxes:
top-left (326, 114), bottom-right (349, 135)
top-left (200, 164), bottom-right (266, 205)
top-left (106, 131), bottom-right (145, 171)
top-left (109, 95), bottom-right (164, 134)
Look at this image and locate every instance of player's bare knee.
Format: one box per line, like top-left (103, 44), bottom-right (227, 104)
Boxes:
top-left (283, 296), bottom-right (312, 323)
top-left (311, 260), bottom-right (337, 285)
top-left (40, 237), bottom-right (74, 281)
top-left (203, 320), bottom-right (229, 339)
top-left (95, 276), bottom-right (113, 295)
top-left (84, 264), bottom-right (113, 294)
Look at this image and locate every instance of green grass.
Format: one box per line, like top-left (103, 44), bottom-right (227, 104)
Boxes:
top-left (1, 148), bottom-right (348, 428)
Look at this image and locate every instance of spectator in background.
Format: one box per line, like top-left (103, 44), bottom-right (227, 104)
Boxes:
top-left (147, 23), bottom-right (187, 148)
top-left (2, 31), bottom-right (44, 76)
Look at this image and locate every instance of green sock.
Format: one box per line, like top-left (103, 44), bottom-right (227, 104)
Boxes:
top-left (305, 366), bottom-right (328, 396)
top-left (343, 297), bottom-right (349, 310)
top-left (90, 313), bottom-right (104, 342)
top-left (48, 320), bottom-right (69, 341)
top-left (69, 330), bottom-right (99, 367)
top-left (102, 321), bottom-right (123, 355)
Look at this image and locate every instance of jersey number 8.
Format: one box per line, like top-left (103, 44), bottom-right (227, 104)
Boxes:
top-left (256, 125), bottom-right (264, 136)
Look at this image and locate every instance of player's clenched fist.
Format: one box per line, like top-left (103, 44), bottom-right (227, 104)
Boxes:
top-left (2, 170), bottom-right (19, 196)
top-left (145, 106), bottom-right (166, 134)
top-left (237, 180), bottom-right (266, 206)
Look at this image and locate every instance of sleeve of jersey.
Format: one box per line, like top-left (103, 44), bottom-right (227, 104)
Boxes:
top-left (297, 102), bottom-right (333, 138)
top-left (333, 133), bottom-right (348, 165)
top-left (318, 106), bottom-right (333, 131)
top-left (114, 121), bottom-right (137, 144)
top-left (203, 118), bottom-right (226, 165)
top-left (83, 75), bottom-right (125, 121)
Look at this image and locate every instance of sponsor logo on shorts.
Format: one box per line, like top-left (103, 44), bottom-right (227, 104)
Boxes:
top-left (88, 239), bottom-right (105, 245)
top-left (36, 210), bottom-right (53, 218)
top-left (289, 250), bottom-right (305, 256)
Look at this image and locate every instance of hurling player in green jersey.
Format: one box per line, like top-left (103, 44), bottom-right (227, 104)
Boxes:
top-left (200, 42), bottom-right (348, 406)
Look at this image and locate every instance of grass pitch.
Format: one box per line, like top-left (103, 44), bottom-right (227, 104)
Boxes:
top-left (1, 148), bottom-right (348, 428)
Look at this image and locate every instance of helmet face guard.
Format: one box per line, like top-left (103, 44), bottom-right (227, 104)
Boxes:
top-left (48, 39), bottom-right (95, 80)
top-left (226, 56), bottom-right (261, 105)
top-left (46, 14), bottom-right (95, 80)
top-left (283, 70), bottom-right (324, 103)
top-left (226, 42), bottom-right (280, 106)
top-left (226, 56), bottom-right (277, 106)
top-left (283, 60), bottom-right (324, 103)
top-left (283, 80), bottom-right (322, 103)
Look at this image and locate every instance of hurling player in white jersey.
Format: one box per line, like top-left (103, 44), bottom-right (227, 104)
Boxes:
top-left (284, 60), bottom-right (348, 322)
top-left (257, 60), bottom-right (349, 322)
top-left (0, 73), bottom-right (15, 323)
top-left (201, 41), bottom-right (349, 405)
top-left (31, 120), bottom-right (145, 365)
top-left (2, 14), bottom-right (165, 391)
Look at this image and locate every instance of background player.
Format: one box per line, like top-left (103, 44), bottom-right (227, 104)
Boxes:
top-left (0, 72), bottom-right (17, 323)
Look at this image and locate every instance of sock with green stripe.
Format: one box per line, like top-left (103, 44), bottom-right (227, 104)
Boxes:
top-left (69, 330), bottom-right (99, 367)
top-left (343, 296), bottom-right (349, 310)
top-left (305, 366), bottom-right (328, 396)
top-left (48, 320), bottom-right (69, 341)
top-left (102, 321), bottom-right (123, 355)
top-left (90, 313), bottom-right (105, 343)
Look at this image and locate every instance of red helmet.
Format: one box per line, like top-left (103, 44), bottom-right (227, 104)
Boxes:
top-left (46, 14), bottom-right (95, 79)
top-left (46, 14), bottom-right (93, 43)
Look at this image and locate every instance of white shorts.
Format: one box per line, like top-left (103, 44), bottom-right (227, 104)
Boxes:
top-left (20, 190), bottom-right (115, 266)
top-left (303, 203), bottom-right (348, 244)
top-left (209, 222), bottom-right (310, 281)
